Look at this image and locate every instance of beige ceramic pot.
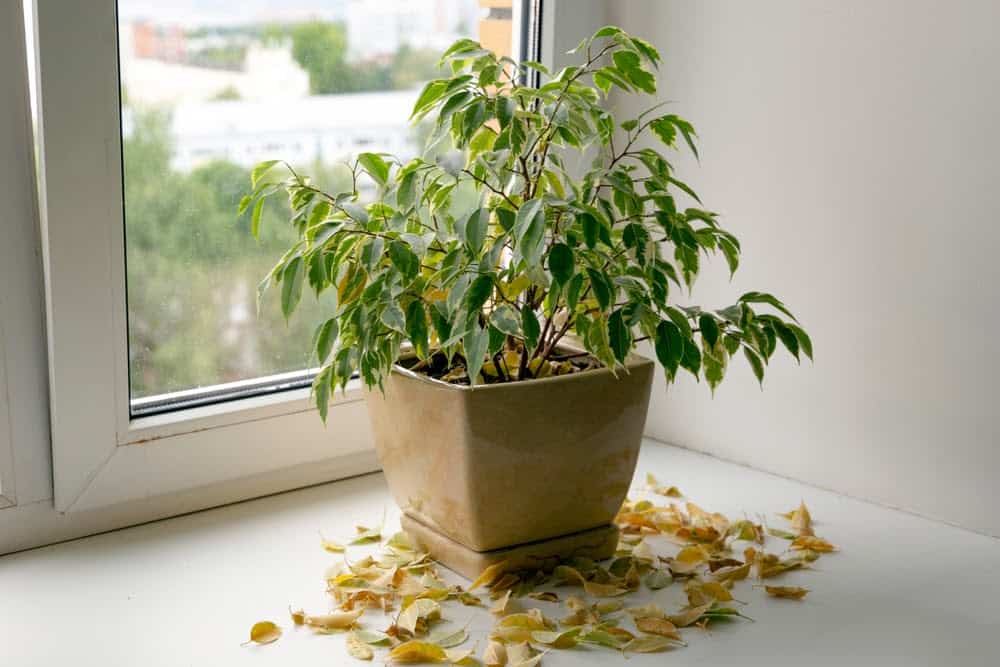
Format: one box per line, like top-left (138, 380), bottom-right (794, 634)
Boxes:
top-left (364, 352), bottom-right (654, 576)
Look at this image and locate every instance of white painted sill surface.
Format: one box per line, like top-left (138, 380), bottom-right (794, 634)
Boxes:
top-left (1, 439), bottom-right (996, 666)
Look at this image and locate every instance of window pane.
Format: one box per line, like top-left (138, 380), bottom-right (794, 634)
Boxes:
top-left (118, 0), bottom-right (513, 405)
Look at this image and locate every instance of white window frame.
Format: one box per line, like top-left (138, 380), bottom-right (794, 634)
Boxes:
top-left (34, 0), bottom-right (374, 513)
top-left (0, 338), bottom-right (14, 508)
top-left (33, 0), bottom-right (547, 515)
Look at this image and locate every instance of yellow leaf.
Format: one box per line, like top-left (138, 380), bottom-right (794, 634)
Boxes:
top-left (305, 608), bottom-right (365, 631)
top-left (631, 540), bottom-right (655, 563)
top-left (712, 561), bottom-right (751, 584)
top-left (445, 647), bottom-right (476, 665)
top-left (527, 591), bottom-right (559, 603)
top-left (346, 631), bottom-right (375, 661)
top-left (398, 598), bottom-right (441, 635)
top-left (765, 585), bottom-right (810, 600)
top-left (429, 625), bottom-right (469, 648)
top-left (469, 560), bottom-right (509, 591)
top-left (584, 580), bottom-right (628, 597)
top-left (635, 617), bottom-right (681, 640)
top-left (491, 589), bottom-right (516, 616)
top-left (530, 627), bottom-right (582, 649)
top-left (388, 640), bottom-right (448, 663)
top-left (458, 592), bottom-right (483, 607)
top-left (669, 544), bottom-right (711, 574)
top-left (783, 501), bottom-right (814, 537)
top-left (790, 535), bottom-right (836, 553)
top-left (625, 603), bottom-right (667, 620)
top-left (667, 603), bottom-right (712, 628)
top-left (243, 620), bottom-right (281, 645)
top-left (482, 639), bottom-right (507, 667)
top-left (507, 642), bottom-right (545, 667)
top-left (320, 532), bottom-right (346, 553)
top-left (623, 635), bottom-right (678, 653)
top-left (289, 607), bottom-right (306, 625)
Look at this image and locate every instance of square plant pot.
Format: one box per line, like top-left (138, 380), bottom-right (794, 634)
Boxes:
top-left (364, 352), bottom-right (654, 577)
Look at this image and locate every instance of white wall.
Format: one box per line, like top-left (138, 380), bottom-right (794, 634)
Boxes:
top-left (612, 0), bottom-right (1000, 536)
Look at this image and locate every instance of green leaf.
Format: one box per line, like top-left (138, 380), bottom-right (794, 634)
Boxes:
top-left (787, 323), bottom-right (813, 360)
top-left (463, 324), bottom-right (489, 386)
top-left (580, 212), bottom-right (600, 249)
top-left (522, 305), bottom-right (541, 353)
top-left (586, 268), bottom-right (612, 311)
top-left (491, 304), bottom-right (521, 337)
top-left (593, 25), bottom-right (625, 39)
top-left (680, 338), bottom-right (702, 378)
top-left (464, 274), bottom-right (494, 313)
top-left (547, 243), bottom-right (574, 285)
top-left (405, 300), bottom-right (429, 359)
top-left (429, 302), bottom-right (452, 344)
top-left (313, 366), bottom-right (332, 422)
top-left (463, 208), bottom-right (489, 255)
top-left (699, 314), bottom-right (720, 349)
top-left (411, 79), bottom-right (449, 119)
top-left (381, 302), bottom-right (406, 333)
top-left (280, 256), bottom-right (304, 320)
top-left (250, 159), bottom-right (280, 188)
top-left (566, 272), bottom-right (585, 312)
top-left (649, 117), bottom-right (676, 147)
top-left (251, 197), bottom-right (266, 240)
top-left (357, 152), bottom-right (390, 186)
top-left (389, 241), bottom-right (420, 283)
top-left (513, 198), bottom-right (545, 267)
top-left (608, 309), bottom-right (632, 364)
top-left (655, 320), bottom-right (682, 378)
top-left (497, 95), bottom-right (516, 129)
top-left (739, 291), bottom-right (798, 321)
top-left (744, 347), bottom-right (765, 387)
top-left (315, 318), bottom-right (338, 364)
top-left (771, 320), bottom-right (801, 361)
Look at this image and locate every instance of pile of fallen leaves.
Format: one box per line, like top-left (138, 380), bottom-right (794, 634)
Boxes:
top-left (243, 473), bottom-right (837, 664)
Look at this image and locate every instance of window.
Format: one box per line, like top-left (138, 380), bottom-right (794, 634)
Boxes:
top-left (31, 0), bottom-right (538, 513)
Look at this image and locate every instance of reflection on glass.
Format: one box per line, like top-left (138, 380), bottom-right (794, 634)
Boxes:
top-left (119, 0), bottom-right (512, 402)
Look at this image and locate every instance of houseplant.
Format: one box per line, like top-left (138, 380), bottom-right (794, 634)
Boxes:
top-left (241, 26), bottom-right (811, 577)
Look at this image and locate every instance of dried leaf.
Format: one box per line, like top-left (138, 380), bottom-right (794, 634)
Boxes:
top-left (388, 640), bottom-right (448, 663)
top-left (767, 527), bottom-right (798, 540)
top-left (790, 536), bottom-right (836, 553)
top-left (765, 585), bottom-right (810, 600)
top-left (530, 627), bottom-right (582, 649)
top-left (243, 620), bottom-right (281, 645)
top-left (623, 635), bottom-right (678, 653)
top-left (305, 608), bottom-right (365, 631)
top-left (458, 592), bottom-right (483, 607)
top-left (668, 545), bottom-right (710, 574)
top-left (728, 520), bottom-right (764, 543)
top-left (320, 532), bottom-right (346, 553)
top-left (631, 540), bottom-right (655, 562)
top-left (527, 591), bottom-right (559, 603)
top-left (351, 524), bottom-right (383, 545)
top-left (781, 501), bottom-right (814, 537)
top-left (712, 561), bottom-right (751, 584)
top-left (346, 631), bottom-right (375, 660)
top-left (646, 474), bottom-right (683, 498)
top-left (354, 629), bottom-right (392, 645)
top-left (667, 603), bottom-right (712, 627)
top-left (644, 569), bottom-right (673, 590)
top-left (445, 647), bottom-right (476, 665)
top-left (483, 639), bottom-right (508, 667)
top-left (625, 603), bottom-right (667, 620)
top-left (289, 608), bottom-right (306, 625)
top-left (578, 629), bottom-right (626, 649)
top-left (429, 626), bottom-right (469, 648)
top-left (635, 616), bottom-right (681, 640)
top-left (685, 579), bottom-right (734, 606)
top-left (398, 598), bottom-right (441, 635)
top-left (584, 580), bottom-right (628, 597)
top-left (491, 589), bottom-right (515, 616)
top-left (508, 642), bottom-right (545, 667)
top-left (470, 560), bottom-right (509, 591)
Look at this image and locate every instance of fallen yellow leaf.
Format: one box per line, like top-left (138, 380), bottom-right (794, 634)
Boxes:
top-left (781, 501), bottom-right (814, 537)
top-left (790, 535), bottom-right (836, 552)
top-left (469, 560), bottom-right (509, 591)
top-left (388, 640), bottom-right (448, 663)
top-left (623, 635), bottom-right (678, 653)
top-left (305, 608), bottom-right (365, 631)
top-left (667, 603), bottom-right (712, 628)
top-left (765, 585), bottom-right (810, 600)
top-left (243, 620), bottom-right (281, 646)
top-left (635, 616), bottom-right (681, 640)
top-left (320, 532), bottom-right (346, 553)
top-left (482, 639), bottom-right (507, 667)
top-left (346, 631), bottom-right (374, 660)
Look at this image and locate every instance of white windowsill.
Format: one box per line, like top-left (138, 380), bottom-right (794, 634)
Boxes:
top-left (1, 439), bottom-right (996, 666)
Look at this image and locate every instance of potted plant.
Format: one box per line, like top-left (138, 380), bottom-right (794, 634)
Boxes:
top-left (241, 26), bottom-right (811, 578)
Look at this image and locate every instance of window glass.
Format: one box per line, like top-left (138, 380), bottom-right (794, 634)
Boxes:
top-left (118, 0), bottom-right (513, 405)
